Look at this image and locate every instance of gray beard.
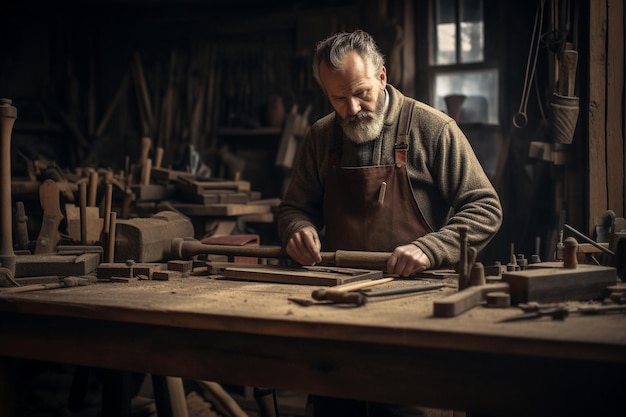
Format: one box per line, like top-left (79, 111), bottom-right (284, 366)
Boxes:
top-left (340, 92), bottom-right (386, 144)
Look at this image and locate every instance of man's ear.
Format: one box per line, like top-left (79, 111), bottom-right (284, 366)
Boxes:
top-left (379, 66), bottom-right (387, 87)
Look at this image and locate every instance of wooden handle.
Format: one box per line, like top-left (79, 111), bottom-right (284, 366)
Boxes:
top-left (331, 250), bottom-right (389, 269)
top-left (312, 277), bottom-right (394, 300)
top-left (559, 49), bottom-right (578, 96)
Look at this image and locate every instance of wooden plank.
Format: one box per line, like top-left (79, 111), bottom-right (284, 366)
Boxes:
top-left (588, 1), bottom-right (609, 234)
top-left (222, 265), bottom-right (382, 286)
top-left (171, 203), bottom-right (270, 217)
top-left (607, 0), bottom-right (625, 218)
top-left (175, 177), bottom-right (251, 194)
top-left (502, 264), bottom-right (617, 304)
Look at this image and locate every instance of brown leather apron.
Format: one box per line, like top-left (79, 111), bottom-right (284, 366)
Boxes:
top-left (323, 101), bottom-right (431, 252)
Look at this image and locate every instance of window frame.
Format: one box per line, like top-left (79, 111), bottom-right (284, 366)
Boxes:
top-left (426, 0), bottom-right (503, 126)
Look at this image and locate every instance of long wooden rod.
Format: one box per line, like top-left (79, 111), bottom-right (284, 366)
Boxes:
top-left (170, 238), bottom-right (391, 269)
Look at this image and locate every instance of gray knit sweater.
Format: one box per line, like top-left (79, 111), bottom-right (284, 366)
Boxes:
top-left (278, 85), bottom-right (503, 268)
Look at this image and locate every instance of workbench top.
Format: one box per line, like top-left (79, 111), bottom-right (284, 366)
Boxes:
top-left (1, 275), bottom-right (625, 416)
top-left (1, 276), bottom-right (624, 363)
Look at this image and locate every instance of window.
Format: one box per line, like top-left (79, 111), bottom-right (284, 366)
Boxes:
top-left (431, 0), bottom-right (499, 125)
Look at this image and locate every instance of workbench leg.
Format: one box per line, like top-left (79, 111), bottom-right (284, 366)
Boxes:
top-left (0, 357), bottom-right (17, 417)
top-left (67, 365), bottom-right (91, 412)
top-left (100, 369), bottom-right (132, 417)
top-left (151, 375), bottom-right (189, 417)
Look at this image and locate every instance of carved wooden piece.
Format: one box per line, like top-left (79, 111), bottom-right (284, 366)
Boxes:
top-left (35, 179), bottom-right (64, 254)
top-left (433, 283), bottom-right (510, 318)
top-left (0, 99), bottom-right (16, 276)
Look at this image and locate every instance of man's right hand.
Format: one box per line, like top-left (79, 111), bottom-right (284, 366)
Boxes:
top-left (285, 226), bottom-right (322, 266)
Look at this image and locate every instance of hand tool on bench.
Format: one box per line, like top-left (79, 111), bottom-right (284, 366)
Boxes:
top-left (498, 303), bottom-right (626, 323)
top-left (0, 276), bottom-right (96, 293)
top-left (171, 238), bottom-right (391, 269)
top-left (35, 179), bottom-right (64, 254)
top-left (288, 278), bottom-right (394, 307)
top-left (360, 282), bottom-right (449, 298)
top-left (311, 277), bottom-right (395, 302)
top-left (0, 99), bottom-right (17, 278)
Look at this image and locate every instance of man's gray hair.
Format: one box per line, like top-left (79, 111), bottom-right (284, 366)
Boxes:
top-left (312, 29), bottom-right (385, 88)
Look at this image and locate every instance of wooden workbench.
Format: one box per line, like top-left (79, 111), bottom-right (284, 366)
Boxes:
top-left (0, 276), bottom-right (624, 417)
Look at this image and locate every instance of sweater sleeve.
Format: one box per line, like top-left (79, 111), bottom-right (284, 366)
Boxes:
top-left (411, 120), bottom-right (503, 268)
top-left (277, 118), bottom-right (330, 247)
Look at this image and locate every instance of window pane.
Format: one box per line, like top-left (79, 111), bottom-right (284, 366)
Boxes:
top-left (435, 0), bottom-right (456, 65)
top-left (434, 69), bottom-right (499, 125)
top-left (460, 0), bottom-right (484, 63)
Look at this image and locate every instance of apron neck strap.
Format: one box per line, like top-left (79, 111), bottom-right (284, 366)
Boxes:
top-left (394, 100), bottom-right (414, 165)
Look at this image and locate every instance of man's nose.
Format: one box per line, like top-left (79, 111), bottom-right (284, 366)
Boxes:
top-left (346, 97), bottom-right (361, 115)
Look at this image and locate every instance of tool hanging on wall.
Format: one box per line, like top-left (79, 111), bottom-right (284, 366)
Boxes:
top-left (547, 0), bottom-right (579, 145)
top-left (513, 0), bottom-right (546, 128)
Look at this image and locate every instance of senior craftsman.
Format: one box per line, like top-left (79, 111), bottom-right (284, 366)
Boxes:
top-left (278, 29), bottom-right (502, 277)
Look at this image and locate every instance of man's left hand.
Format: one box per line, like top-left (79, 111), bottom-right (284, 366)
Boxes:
top-left (387, 244), bottom-right (431, 277)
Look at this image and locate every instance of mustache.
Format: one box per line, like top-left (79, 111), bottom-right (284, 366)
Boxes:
top-left (346, 111), bottom-right (374, 123)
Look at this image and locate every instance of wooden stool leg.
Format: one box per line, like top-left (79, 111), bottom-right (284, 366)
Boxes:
top-left (254, 387), bottom-right (280, 417)
top-left (151, 375), bottom-right (189, 417)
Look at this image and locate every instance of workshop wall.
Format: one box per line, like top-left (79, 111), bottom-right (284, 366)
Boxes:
top-left (1, 0), bottom-right (620, 265)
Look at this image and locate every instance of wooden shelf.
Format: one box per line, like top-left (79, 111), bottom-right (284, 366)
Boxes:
top-left (217, 127), bottom-right (282, 136)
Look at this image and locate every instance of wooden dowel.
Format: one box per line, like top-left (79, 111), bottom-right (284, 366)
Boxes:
top-left (79, 181), bottom-right (87, 244)
top-left (88, 170), bottom-right (98, 207)
top-left (107, 211), bottom-right (117, 263)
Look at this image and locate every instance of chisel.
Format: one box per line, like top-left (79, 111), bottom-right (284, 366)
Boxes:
top-left (360, 283), bottom-right (448, 297)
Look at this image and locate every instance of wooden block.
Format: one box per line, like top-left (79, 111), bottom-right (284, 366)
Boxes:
top-left (97, 262), bottom-right (165, 279)
top-left (115, 211), bottom-right (195, 263)
top-left (134, 263), bottom-right (167, 278)
top-left (502, 264), bottom-right (617, 304)
top-left (433, 283), bottom-right (510, 318)
top-left (15, 253), bottom-right (101, 278)
top-left (130, 184), bottom-right (176, 201)
top-left (97, 263), bottom-right (133, 279)
top-left (221, 265), bottom-right (382, 286)
top-left (65, 204), bottom-right (103, 244)
top-left (168, 260), bottom-right (193, 275)
top-left (152, 270), bottom-right (182, 281)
